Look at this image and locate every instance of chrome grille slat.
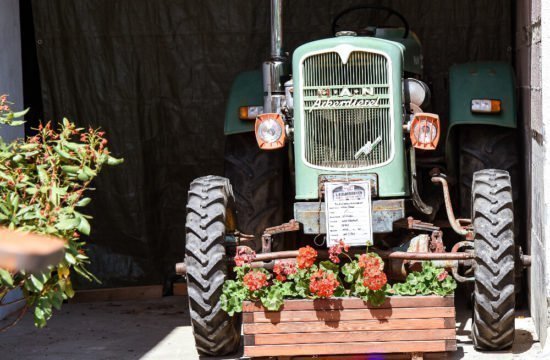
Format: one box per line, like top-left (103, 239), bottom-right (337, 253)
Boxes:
top-left (302, 51), bottom-right (392, 169)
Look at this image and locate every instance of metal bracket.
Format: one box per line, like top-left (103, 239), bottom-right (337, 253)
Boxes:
top-left (410, 148), bottom-right (433, 215)
top-left (261, 219), bottom-right (300, 253)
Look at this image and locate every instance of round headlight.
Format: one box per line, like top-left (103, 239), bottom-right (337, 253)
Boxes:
top-left (414, 122), bottom-right (437, 144)
top-left (257, 119), bottom-right (283, 143)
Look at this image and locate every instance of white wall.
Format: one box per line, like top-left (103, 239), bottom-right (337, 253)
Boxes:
top-left (518, 0), bottom-right (550, 347)
top-left (0, 0), bottom-right (24, 142)
top-left (541, 0), bottom-right (550, 345)
top-left (0, 0), bottom-right (24, 320)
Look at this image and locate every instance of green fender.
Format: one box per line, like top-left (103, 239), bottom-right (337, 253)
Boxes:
top-left (446, 61), bottom-right (517, 175)
top-left (224, 70), bottom-right (263, 135)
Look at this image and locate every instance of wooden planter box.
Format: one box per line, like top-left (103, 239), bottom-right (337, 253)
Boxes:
top-left (242, 296), bottom-right (456, 358)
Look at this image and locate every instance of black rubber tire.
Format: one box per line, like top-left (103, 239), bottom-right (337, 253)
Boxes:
top-left (471, 169), bottom-right (515, 350)
top-left (224, 133), bottom-right (285, 251)
top-left (185, 176), bottom-right (240, 356)
top-left (459, 125), bottom-right (523, 305)
top-left (458, 126), bottom-right (519, 221)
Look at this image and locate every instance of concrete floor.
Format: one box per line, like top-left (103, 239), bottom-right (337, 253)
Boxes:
top-left (0, 295), bottom-right (548, 360)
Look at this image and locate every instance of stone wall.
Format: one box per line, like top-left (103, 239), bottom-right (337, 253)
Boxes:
top-left (516, 0), bottom-right (550, 346)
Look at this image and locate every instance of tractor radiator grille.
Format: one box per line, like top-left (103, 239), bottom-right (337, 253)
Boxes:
top-left (301, 51), bottom-right (393, 169)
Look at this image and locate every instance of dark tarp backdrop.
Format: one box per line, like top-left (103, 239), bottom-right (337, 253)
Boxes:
top-left (30, 0), bottom-right (512, 287)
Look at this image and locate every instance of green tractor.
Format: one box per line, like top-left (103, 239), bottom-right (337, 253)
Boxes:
top-left (180, 2), bottom-right (528, 356)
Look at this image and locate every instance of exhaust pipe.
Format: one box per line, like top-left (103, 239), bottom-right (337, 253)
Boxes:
top-left (263, 0), bottom-right (289, 113)
top-left (270, 0), bottom-right (284, 59)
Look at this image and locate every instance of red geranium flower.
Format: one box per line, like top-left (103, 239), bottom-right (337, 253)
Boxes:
top-left (234, 246), bottom-right (256, 266)
top-left (297, 246), bottom-right (317, 269)
top-left (309, 269), bottom-right (339, 298)
top-left (328, 240), bottom-right (350, 263)
top-left (358, 253), bottom-right (382, 271)
top-left (273, 260), bottom-right (297, 282)
top-left (243, 270), bottom-right (268, 291)
top-left (363, 271), bottom-right (387, 291)
top-left (437, 269), bottom-right (448, 282)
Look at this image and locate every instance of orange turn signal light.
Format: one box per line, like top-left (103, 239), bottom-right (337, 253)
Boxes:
top-left (410, 113), bottom-right (440, 150)
top-left (239, 106), bottom-right (263, 120)
top-left (471, 99), bottom-right (501, 114)
top-left (255, 113), bottom-right (286, 150)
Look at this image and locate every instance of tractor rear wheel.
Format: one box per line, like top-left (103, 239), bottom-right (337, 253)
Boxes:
top-left (459, 125), bottom-right (519, 225)
top-left (471, 169), bottom-right (515, 350)
top-left (459, 125), bottom-right (522, 305)
top-left (225, 133), bottom-right (285, 251)
top-left (185, 176), bottom-right (240, 356)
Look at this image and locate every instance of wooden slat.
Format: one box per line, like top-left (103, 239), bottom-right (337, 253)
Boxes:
top-left (68, 285), bottom-right (163, 303)
top-left (292, 351), bottom-right (456, 360)
top-left (244, 339), bottom-right (452, 357)
top-left (242, 296), bottom-right (454, 312)
top-left (245, 306), bottom-right (455, 323)
top-left (446, 339), bottom-right (457, 351)
top-left (173, 282), bottom-right (187, 296)
top-left (248, 328), bottom-right (456, 345)
top-left (244, 317), bottom-right (455, 334)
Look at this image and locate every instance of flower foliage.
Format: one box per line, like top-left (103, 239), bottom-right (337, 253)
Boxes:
top-left (0, 96), bottom-right (123, 329)
top-left (391, 261), bottom-right (457, 296)
top-left (221, 240), bottom-right (458, 315)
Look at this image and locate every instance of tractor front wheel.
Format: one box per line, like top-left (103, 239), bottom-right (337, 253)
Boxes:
top-left (471, 169), bottom-right (516, 350)
top-left (184, 176), bottom-right (240, 356)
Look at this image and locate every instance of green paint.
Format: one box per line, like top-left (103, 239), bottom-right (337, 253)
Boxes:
top-left (292, 36), bottom-right (409, 200)
top-left (223, 70), bottom-right (263, 135)
top-left (448, 62), bottom-right (516, 130)
top-left (375, 29), bottom-right (423, 75)
top-left (446, 62), bottom-right (517, 176)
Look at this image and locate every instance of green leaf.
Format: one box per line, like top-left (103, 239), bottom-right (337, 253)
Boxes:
top-left (107, 156), bottom-right (124, 166)
top-left (0, 268), bottom-right (14, 287)
top-left (37, 165), bottom-right (49, 184)
top-left (12, 108), bottom-right (29, 119)
top-left (61, 165), bottom-right (80, 175)
top-left (65, 252), bottom-right (77, 265)
top-left (34, 307), bottom-right (46, 328)
top-left (55, 217), bottom-right (81, 231)
top-left (49, 289), bottom-right (64, 310)
top-left (341, 262), bottom-right (359, 283)
top-left (76, 197), bottom-right (92, 207)
top-left (25, 187), bottom-right (38, 195)
top-left (77, 216), bottom-right (91, 235)
top-left (12, 154), bottom-right (24, 162)
top-left (73, 265), bottom-right (92, 281)
top-left (54, 145), bottom-right (75, 160)
top-left (77, 170), bottom-right (90, 182)
top-left (82, 166), bottom-right (96, 177)
top-left (30, 274), bottom-right (44, 291)
top-left (319, 260), bottom-right (339, 273)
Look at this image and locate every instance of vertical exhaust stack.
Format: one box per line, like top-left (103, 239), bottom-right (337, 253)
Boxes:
top-left (270, 0), bottom-right (284, 59)
top-left (263, 0), bottom-right (289, 114)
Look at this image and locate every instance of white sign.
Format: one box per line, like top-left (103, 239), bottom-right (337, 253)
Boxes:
top-left (325, 181), bottom-right (373, 247)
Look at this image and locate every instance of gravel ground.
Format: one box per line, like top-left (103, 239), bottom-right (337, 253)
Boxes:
top-left (0, 295), bottom-right (548, 360)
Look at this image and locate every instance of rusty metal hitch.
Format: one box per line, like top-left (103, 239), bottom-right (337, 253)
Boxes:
top-left (431, 175), bottom-right (472, 238)
top-left (261, 219), bottom-right (300, 253)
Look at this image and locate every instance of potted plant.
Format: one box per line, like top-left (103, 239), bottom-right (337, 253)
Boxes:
top-left (221, 242), bottom-right (458, 358)
top-left (0, 95), bottom-right (122, 330)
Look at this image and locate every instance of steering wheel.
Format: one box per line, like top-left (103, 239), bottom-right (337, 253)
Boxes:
top-left (332, 5), bottom-right (410, 39)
